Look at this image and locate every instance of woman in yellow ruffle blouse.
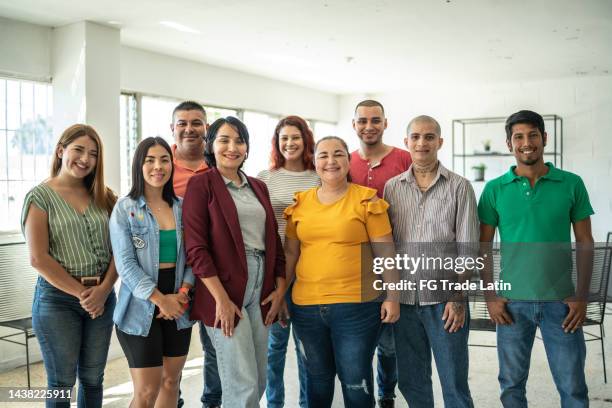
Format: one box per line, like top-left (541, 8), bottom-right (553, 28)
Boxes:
top-left (284, 136), bottom-right (399, 408)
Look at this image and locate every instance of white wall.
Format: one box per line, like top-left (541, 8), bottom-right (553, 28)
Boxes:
top-left (338, 75), bottom-right (612, 241)
top-left (0, 16), bottom-right (339, 373)
top-left (121, 46), bottom-right (338, 122)
top-left (0, 19), bottom-right (338, 123)
top-left (0, 17), bottom-right (51, 81)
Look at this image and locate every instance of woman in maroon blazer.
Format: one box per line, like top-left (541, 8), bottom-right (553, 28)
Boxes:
top-left (182, 116), bottom-right (286, 408)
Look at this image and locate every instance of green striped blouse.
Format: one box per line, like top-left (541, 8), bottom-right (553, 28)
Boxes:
top-left (21, 183), bottom-right (112, 278)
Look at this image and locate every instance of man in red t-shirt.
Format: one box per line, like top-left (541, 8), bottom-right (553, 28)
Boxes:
top-left (349, 99), bottom-right (410, 408)
top-left (350, 100), bottom-right (412, 199)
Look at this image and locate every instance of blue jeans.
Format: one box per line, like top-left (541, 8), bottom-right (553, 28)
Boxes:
top-left (199, 322), bottom-right (222, 407)
top-left (376, 324), bottom-right (397, 400)
top-left (32, 277), bottom-right (116, 408)
top-left (394, 303), bottom-right (473, 408)
top-left (291, 301), bottom-right (381, 408)
top-left (206, 250), bottom-right (269, 408)
top-left (497, 301), bottom-right (588, 408)
top-left (266, 285), bottom-right (307, 408)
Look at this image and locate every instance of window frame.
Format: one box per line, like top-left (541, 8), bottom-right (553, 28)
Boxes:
top-left (0, 75), bottom-right (53, 235)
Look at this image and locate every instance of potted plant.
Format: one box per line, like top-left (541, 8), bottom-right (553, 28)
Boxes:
top-left (482, 139), bottom-right (491, 152)
top-left (471, 163), bottom-right (487, 181)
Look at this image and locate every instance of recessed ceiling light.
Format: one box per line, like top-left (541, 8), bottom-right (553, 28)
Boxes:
top-left (160, 21), bottom-right (200, 34)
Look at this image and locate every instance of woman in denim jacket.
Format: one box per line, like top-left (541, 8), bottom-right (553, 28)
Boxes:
top-left (110, 137), bottom-right (195, 407)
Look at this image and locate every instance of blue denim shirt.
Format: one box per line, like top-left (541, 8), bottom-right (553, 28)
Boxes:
top-left (110, 195), bottom-right (195, 336)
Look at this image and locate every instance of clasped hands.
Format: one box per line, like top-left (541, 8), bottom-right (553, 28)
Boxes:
top-left (155, 291), bottom-right (190, 320)
top-left (79, 286), bottom-right (110, 319)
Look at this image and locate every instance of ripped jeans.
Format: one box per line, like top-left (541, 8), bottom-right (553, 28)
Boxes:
top-left (290, 301), bottom-right (381, 408)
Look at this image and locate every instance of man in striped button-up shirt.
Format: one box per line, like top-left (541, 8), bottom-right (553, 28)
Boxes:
top-left (383, 115), bottom-right (478, 408)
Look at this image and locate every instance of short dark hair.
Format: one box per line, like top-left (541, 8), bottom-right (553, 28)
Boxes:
top-left (270, 115), bottom-right (316, 171)
top-left (172, 101), bottom-right (207, 123)
top-left (128, 137), bottom-right (177, 208)
top-left (505, 110), bottom-right (545, 141)
top-left (314, 136), bottom-right (352, 182)
top-left (406, 115), bottom-right (442, 136)
top-left (204, 116), bottom-right (250, 169)
top-left (354, 99), bottom-right (385, 116)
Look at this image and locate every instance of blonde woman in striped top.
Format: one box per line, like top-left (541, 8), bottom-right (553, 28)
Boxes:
top-left (22, 124), bottom-right (117, 408)
top-left (257, 115), bottom-right (319, 408)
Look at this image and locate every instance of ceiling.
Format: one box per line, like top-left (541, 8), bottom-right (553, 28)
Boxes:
top-left (0, 0), bottom-right (611, 94)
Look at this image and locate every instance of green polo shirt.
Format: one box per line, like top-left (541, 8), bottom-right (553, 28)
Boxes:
top-left (478, 163), bottom-right (594, 300)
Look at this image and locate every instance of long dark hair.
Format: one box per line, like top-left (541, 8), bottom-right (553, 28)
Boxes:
top-left (204, 116), bottom-right (250, 169)
top-left (128, 137), bottom-right (177, 208)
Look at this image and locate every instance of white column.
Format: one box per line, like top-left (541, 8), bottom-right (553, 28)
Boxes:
top-left (52, 21), bottom-right (121, 191)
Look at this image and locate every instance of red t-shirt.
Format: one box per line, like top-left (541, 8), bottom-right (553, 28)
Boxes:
top-left (349, 147), bottom-right (412, 198)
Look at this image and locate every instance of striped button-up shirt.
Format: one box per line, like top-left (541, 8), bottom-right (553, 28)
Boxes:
top-left (21, 183), bottom-right (112, 278)
top-left (383, 163), bottom-right (479, 305)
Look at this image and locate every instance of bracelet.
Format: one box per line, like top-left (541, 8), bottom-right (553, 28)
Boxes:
top-left (178, 287), bottom-right (191, 311)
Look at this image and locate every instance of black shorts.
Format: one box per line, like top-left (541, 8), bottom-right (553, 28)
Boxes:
top-left (116, 267), bottom-right (192, 368)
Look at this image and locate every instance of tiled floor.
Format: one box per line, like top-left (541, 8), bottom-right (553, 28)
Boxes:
top-left (1, 319), bottom-right (611, 407)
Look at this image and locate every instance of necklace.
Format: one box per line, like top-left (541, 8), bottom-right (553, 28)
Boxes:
top-left (147, 201), bottom-right (164, 211)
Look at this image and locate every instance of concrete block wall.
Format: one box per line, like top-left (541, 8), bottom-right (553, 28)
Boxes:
top-left (338, 75), bottom-right (612, 241)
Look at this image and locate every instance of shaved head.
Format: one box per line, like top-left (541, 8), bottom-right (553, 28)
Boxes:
top-left (407, 115), bottom-right (441, 136)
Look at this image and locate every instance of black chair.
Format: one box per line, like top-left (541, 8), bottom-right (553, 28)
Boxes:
top-left (581, 244), bottom-right (612, 383)
top-left (0, 241), bottom-right (39, 388)
top-left (605, 232), bottom-right (612, 316)
top-left (468, 247), bottom-right (500, 347)
top-left (468, 245), bottom-right (611, 383)
top-left (0, 319), bottom-right (35, 387)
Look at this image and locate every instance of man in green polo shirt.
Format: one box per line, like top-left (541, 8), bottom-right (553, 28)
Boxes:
top-left (478, 110), bottom-right (594, 408)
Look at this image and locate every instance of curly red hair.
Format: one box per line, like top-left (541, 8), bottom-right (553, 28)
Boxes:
top-left (270, 115), bottom-right (315, 170)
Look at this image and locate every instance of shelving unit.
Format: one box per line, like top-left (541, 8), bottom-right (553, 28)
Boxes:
top-left (451, 115), bottom-right (563, 183)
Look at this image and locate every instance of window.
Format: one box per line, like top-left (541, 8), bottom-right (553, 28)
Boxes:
top-left (0, 77), bottom-right (53, 232)
top-left (140, 95), bottom-right (240, 147)
top-left (206, 107), bottom-right (240, 122)
top-left (119, 94), bottom-right (338, 185)
top-left (242, 111), bottom-right (279, 175)
top-left (141, 95), bottom-right (178, 147)
top-left (119, 94), bottom-right (241, 191)
top-left (119, 93), bottom-right (138, 195)
top-left (313, 121), bottom-right (338, 140)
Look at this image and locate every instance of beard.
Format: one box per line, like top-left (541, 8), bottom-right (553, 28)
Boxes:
top-left (176, 137), bottom-right (204, 159)
top-left (517, 156), bottom-right (541, 166)
top-left (360, 134), bottom-right (382, 145)
top-left (519, 159), bottom-right (540, 166)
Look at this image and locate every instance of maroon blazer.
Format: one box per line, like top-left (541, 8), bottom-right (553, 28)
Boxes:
top-left (182, 167), bottom-right (285, 328)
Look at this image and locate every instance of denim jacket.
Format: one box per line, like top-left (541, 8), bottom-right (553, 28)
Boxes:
top-left (110, 195), bottom-right (195, 336)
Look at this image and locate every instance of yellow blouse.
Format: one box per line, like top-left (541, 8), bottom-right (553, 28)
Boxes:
top-left (285, 183), bottom-right (391, 305)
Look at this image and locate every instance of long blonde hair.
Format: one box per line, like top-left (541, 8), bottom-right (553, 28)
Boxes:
top-left (51, 124), bottom-right (116, 214)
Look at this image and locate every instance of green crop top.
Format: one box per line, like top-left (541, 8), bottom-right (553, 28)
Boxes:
top-left (159, 229), bottom-right (177, 263)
